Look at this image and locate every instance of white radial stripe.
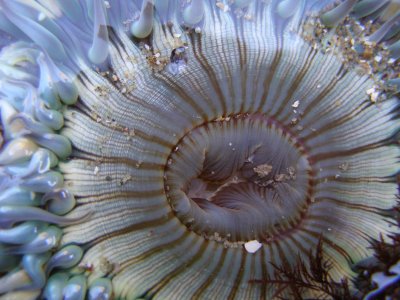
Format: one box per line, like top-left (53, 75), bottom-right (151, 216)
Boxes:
top-left (155, 243), bottom-right (223, 299)
top-left (299, 227), bottom-right (359, 280)
top-left (108, 30), bottom-right (150, 84)
top-left (298, 97), bottom-right (369, 139)
top-left (307, 223), bottom-right (377, 281)
top-left (62, 196), bottom-right (170, 244)
top-left (272, 47), bottom-right (337, 121)
top-left (279, 237), bottom-right (306, 260)
top-left (159, 243), bottom-right (244, 299)
top-left (298, 75), bottom-right (371, 130)
top-left (314, 146), bottom-right (399, 178)
top-left (179, 52), bottom-right (224, 117)
top-left (250, 253), bottom-right (264, 299)
top-left (77, 220), bottom-right (185, 282)
top-left (73, 194), bottom-right (165, 208)
top-left (200, 248), bottom-right (244, 299)
top-left (316, 171), bottom-right (393, 183)
top-left (201, 4), bottom-right (239, 114)
top-left (63, 112), bottom-right (170, 162)
top-left (261, 44), bottom-right (309, 115)
top-left (268, 43), bottom-right (316, 117)
top-left (250, 4), bottom-right (280, 113)
top-left (75, 70), bottom-right (191, 141)
top-left (307, 101), bottom-right (398, 152)
top-left (150, 70), bottom-right (212, 120)
top-left (234, 253), bottom-right (262, 299)
top-left (60, 160), bottom-right (163, 197)
top-left (263, 243), bottom-right (288, 276)
top-left (99, 220), bottom-right (184, 268)
top-left (315, 181), bottom-right (397, 209)
top-left (261, 244), bottom-right (275, 276)
top-left (150, 18), bottom-right (182, 56)
top-left (307, 203), bottom-right (395, 244)
top-left (115, 233), bottom-right (201, 299)
top-left (244, 27), bottom-right (272, 113)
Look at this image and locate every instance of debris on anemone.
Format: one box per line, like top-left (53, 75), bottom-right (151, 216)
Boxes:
top-left (0, 0), bottom-right (399, 299)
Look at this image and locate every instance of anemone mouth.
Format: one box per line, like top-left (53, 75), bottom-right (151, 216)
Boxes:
top-left (165, 113), bottom-right (314, 243)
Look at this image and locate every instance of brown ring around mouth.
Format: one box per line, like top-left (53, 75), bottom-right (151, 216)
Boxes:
top-left (164, 113), bottom-right (316, 244)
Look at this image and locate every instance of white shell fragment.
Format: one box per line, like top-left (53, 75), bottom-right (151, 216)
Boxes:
top-left (244, 240), bottom-right (262, 253)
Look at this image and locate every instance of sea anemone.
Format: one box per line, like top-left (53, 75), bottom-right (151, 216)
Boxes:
top-left (0, 0), bottom-right (399, 299)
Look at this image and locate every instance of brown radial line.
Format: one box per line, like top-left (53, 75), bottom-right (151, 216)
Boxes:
top-left (305, 214), bottom-right (343, 228)
top-left (307, 214), bottom-right (371, 242)
top-left (84, 212), bottom-right (174, 248)
top-left (260, 211), bottom-right (309, 245)
top-left (234, 22), bottom-right (248, 113)
top-left (101, 89), bottom-right (187, 139)
top-left (264, 244), bottom-right (292, 299)
top-left (188, 32), bottom-right (227, 114)
top-left (184, 74), bottom-right (221, 119)
top-left (108, 27), bottom-right (130, 56)
top-left (308, 141), bottom-right (387, 162)
top-left (162, 23), bottom-right (173, 37)
top-left (303, 104), bottom-right (373, 141)
top-left (151, 72), bottom-right (210, 120)
top-left (143, 240), bottom-right (209, 298)
top-left (318, 197), bottom-right (390, 213)
top-left (60, 153), bottom-right (164, 175)
top-left (96, 64), bottom-right (124, 90)
top-left (273, 241), bottom-right (308, 299)
top-left (263, 52), bottom-right (295, 117)
top-left (102, 36), bottom-right (140, 87)
top-left (115, 105), bottom-right (179, 144)
top-left (79, 203), bottom-right (167, 227)
top-left (259, 247), bottom-right (268, 300)
top-left (77, 69), bottom-right (117, 103)
top-left (266, 242), bottom-right (276, 268)
top-left (255, 0), bottom-right (265, 23)
top-left (211, 0), bottom-right (223, 27)
top-left (249, 251), bottom-right (260, 297)
top-left (310, 131), bottom-right (393, 154)
top-left (164, 169), bottom-right (192, 189)
top-left (320, 175), bottom-right (394, 184)
top-left (67, 90), bottom-right (96, 116)
top-left (292, 229), bottom-right (318, 254)
top-left (73, 108), bottom-right (174, 150)
top-left (122, 127), bottom-right (173, 148)
top-left (274, 241), bottom-right (291, 272)
top-left (191, 246), bottom-right (228, 299)
top-left (76, 69), bottom-right (92, 85)
top-left (256, 48), bottom-right (283, 112)
top-left (214, 34), bottom-right (236, 115)
top-left (277, 66), bottom-right (324, 124)
top-left (64, 147), bottom-right (102, 160)
top-left (298, 71), bottom-right (344, 119)
top-left (248, 27), bottom-right (268, 112)
top-left (114, 229), bottom-right (189, 273)
top-left (286, 234), bottom-right (310, 259)
top-left (226, 251), bottom-right (247, 300)
top-left (335, 62), bottom-right (349, 80)
top-left (77, 189), bottom-right (165, 204)
top-left (279, 236), bottom-right (301, 263)
top-left (272, 47), bottom-right (318, 120)
top-left (78, 156), bottom-right (163, 171)
top-left (248, 114), bottom-right (311, 155)
top-left (301, 101), bottom-right (370, 142)
top-left (300, 228), bottom-right (353, 264)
